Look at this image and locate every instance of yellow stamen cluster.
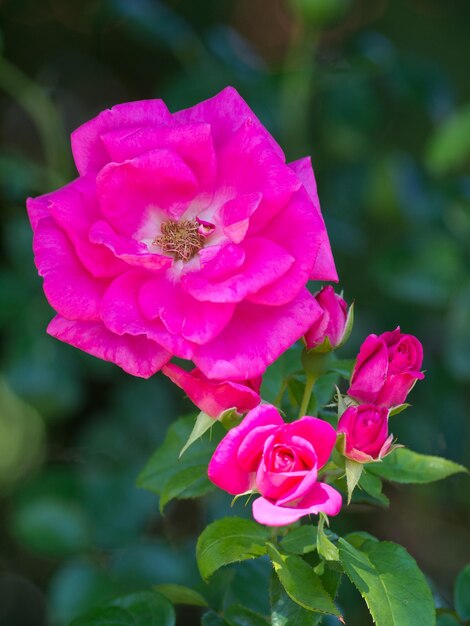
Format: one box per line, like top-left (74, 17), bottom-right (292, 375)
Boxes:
top-left (153, 219), bottom-right (204, 262)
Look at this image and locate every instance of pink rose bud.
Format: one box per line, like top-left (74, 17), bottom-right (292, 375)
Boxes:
top-left (337, 404), bottom-right (393, 463)
top-left (208, 404), bottom-right (342, 526)
top-left (347, 327), bottom-right (424, 408)
top-left (304, 286), bottom-right (351, 352)
top-left (162, 363), bottom-right (261, 419)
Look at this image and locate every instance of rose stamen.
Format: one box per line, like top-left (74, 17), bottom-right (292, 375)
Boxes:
top-left (153, 219), bottom-right (205, 262)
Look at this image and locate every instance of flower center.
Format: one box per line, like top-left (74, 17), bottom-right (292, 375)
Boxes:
top-left (153, 219), bottom-right (205, 262)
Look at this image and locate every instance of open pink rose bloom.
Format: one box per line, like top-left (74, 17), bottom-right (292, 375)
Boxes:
top-left (208, 404), bottom-right (342, 526)
top-left (27, 87), bottom-right (337, 379)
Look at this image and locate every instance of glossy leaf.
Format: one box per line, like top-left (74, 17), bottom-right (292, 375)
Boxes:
top-left (225, 604), bottom-right (270, 626)
top-left (154, 584), bottom-right (208, 607)
top-left (110, 591), bottom-right (175, 626)
top-left (454, 563), bottom-right (470, 620)
top-left (368, 448), bottom-right (467, 484)
top-left (197, 517), bottom-right (270, 580)
top-left (280, 525), bottom-right (318, 555)
top-left (270, 575), bottom-right (321, 626)
top-left (339, 538), bottom-right (435, 626)
top-left (267, 543), bottom-right (340, 617)
top-left (70, 606), bottom-right (136, 626)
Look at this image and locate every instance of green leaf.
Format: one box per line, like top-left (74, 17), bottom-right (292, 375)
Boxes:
top-left (280, 525), bottom-right (318, 555)
top-left (317, 514), bottom-right (339, 562)
top-left (137, 416), bottom-right (222, 503)
top-left (179, 411), bottom-right (214, 457)
top-left (454, 563), bottom-right (470, 620)
top-left (196, 517), bottom-right (270, 580)
top-left (225, 604), bottom-right (270, 626)
top-left (338, 538), bottom-right (435, 626)
top-left (389, 403), bottom-right (410, 416)
top-left (270, 575), bottom-right (321, 626)
top-left (153, 584), bottom-right (208, 607)
top-left (345, 458), bottom-right (363, 504)
top-left (436, 613), bottom-right (460, 626)
top-left (368, 448), bottom-right (468, 484)
top-left (70, 606), bottom-right (136, 626)
top-left (202, 612), bottom-right (231, 626)
top-left (267, 543), bottom-right (340, 617)
top-left (110, 591), bottom-right (175, 626)
top-left (426, 104), bottom-right (470, 174)
top-left (359, 470), bottom-right (389, 507)
top-left (261, 343), bottom-right (303, 404)
top-left (344, 531), bottom-right (378, 549)
top-left (159, 464), bottom-right (213, 513)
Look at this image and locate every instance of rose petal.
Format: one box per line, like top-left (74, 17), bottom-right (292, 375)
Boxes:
top-left (252, 483), bottom-right (342, 526)
top-left (193, 288), bottom-right (322, 379)
top-left (208, 404), bottom-right (284, 494)
top-left (173, 86), bottom-right (284, 159)
top-left (96, 148), bottom-right (199, 237)
top-left (71, 99), bottom-right (171, 175)
top-left (33, 217), bottom-right (105, 321)
top-left (139, 274), bottom-right (235, 345)
top-left (289, 157), bottom-right (338, 282)
top-left (101, 123), bottom-right (217, 192)
top-left (182, 238), bottom-right (294, 304)
top-left (287, 417), bottom-right (338, 469)
top-left (162, 363), bottom-right (260, 419)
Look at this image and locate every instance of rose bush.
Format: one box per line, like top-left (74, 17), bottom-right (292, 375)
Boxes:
top-left (337, 404), bottom-right (393, 463)
top-left (304, 286), bottom-right (350, 351)
top-left (27, 87), bottom-right (337, 379)
top-left (162, 363), bottom-right (261, 419)
top-left (208, 404), bottom-right (342, 526)
top-left (348, 327), bottom-right (424, 408)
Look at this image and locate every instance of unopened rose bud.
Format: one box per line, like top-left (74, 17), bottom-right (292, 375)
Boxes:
top-left (337, 404), bottom-right (393, 463)
top-left (304, 286), bottom-right (352, 353)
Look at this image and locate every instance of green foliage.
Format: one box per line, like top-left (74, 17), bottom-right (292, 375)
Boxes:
top-left (153, 584), bottom-right (208, 607)
top-left (224, 604), bottom-right (270, 626)
top-left (426, 104), bottom-right (470, 174)
top-left (338, 538), bottom-right (435, 626)
top-left (179, 411), bottom-right (215, 457)
top-left (270, 575), bottom-right (321, 626)
top-left (280, 525), bottom-right (318, 555)
top-left (454, 564), bottom-right (470, 620)
top-left (316, 514), bottom-right (339, 562)
top-left (70, 606), bottom-right (136, 626)
top-left (137, 415), bottom-right (222, 510)
top-left (368, 448), bottom-right (468, 484)
top-left (197, 517), bottom-right (270, 580)
top-left (267, 543), bottom-right (340, 617)
top-left (110, 592), bottom-right (175, 626)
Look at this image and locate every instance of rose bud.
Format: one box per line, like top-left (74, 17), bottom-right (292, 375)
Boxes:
top-left (208, 404), bottom-right (342, 526)
top-left (162, 363), bottom-right (261, 419)
top-left (347, 327), bottom-right (424, 408)
top-left (304, 286), bottom-right (352, 352)
top-left (337, 404), bottom-right (394, 463)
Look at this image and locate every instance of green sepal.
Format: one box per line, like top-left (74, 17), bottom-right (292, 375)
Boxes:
top-left (345, 458), bottom-right (364, 504)
top-left (179, 411), bottom-right (215, 458)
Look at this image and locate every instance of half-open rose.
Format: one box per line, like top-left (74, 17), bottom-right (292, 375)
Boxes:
top-left (208, 404), bottom-right (342, 526)
top-left (27, 88), bottom-right (337, 380)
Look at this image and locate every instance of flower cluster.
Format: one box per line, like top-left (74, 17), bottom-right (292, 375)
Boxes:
top-left (27, 89), bottom-right (425, 527)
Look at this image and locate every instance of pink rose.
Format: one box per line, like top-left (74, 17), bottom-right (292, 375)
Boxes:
top-left (208, 404), bottom-right (342, 526)
top-left (348, 327), bottom-right (424, 408)
top-left (27, 88), bottom-right (337, 380)
top-left (304, 286), bottom-right (350, 351)
top-left (337, 404), bottom-right (393, 463)
top-left (162, 363), bottom-right (261, 419)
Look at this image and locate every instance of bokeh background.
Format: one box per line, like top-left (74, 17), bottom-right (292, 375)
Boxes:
top-left (0, 0), bottom-right (469, 624)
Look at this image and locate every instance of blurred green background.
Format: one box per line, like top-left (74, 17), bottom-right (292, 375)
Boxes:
top-left (0, 0), bottom-right (469, 624)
